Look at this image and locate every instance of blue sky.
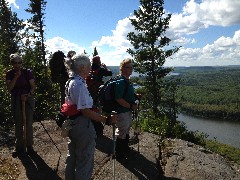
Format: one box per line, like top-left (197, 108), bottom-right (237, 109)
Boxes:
top-left (8, 0), bottom-right (240, 67)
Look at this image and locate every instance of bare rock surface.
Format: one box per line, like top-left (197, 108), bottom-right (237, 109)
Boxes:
top-left (0, 120), bottom-right (239, 180)
top-left (162, 139), bottom-right (240, 180)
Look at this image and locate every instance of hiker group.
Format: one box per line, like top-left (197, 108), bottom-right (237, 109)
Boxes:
top-left (6, 51), bottom-right (141, 180)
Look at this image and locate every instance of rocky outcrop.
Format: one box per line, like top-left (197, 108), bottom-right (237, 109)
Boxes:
top-left (0, 120), bottom-right (240, 179)
top-left (162, 138), bottom-right (240, 179)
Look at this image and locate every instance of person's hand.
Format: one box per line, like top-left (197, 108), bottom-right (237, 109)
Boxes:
top-left (130, 104), bottom-right (138, 111)
top-left (105, 114), bottom-right (117, 125)
top-left (15, 70), bottom-right (21, 79)
top-left (136, 93), bottom-right (142, 100)
top-left (21, 94), bottom-right (28, 102)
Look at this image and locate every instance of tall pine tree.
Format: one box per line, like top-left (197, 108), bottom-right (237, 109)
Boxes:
top-left (127, 0), bottom-right (180, 162)
top-left (0, 0), bottom-right (23, 66)
top-left (127, 0), bottom-right (179, 118)
top-left (25, 0), bottom-right (47, 66)
top-left (92, 47), bottom-right (99, 57)
top-left (25, 0), bottom-right (60, 121)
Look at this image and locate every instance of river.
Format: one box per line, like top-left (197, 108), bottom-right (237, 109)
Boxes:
top-left (177, 113), bottom-right (240, 149)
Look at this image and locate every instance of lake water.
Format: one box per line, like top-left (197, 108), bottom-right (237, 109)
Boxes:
top-left (177, 113), bottom-right (240, 149)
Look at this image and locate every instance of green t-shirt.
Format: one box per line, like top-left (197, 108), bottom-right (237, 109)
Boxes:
top-left (114, 75), bottom-right (136, 113)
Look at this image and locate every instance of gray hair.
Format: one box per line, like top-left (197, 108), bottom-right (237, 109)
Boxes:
top-left (10, 53), bottom-right (22, 62)
top-left (65, 54), bottom-right (90, 73)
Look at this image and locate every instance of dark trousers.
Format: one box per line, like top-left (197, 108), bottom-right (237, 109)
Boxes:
top-left (11, 96), bottom-right (35, 150)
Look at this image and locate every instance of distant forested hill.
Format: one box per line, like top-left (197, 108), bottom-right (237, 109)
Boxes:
top-left (108, 66), bottom-right (119, 76)
top-left (108, 65), bottom-right (240, 121)
top-left (173, 66), bottom-right (240, 121)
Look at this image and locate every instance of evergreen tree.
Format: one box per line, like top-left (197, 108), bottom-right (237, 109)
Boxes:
top-left (24, 0), bottom-right (59, 121)
top-left (127, 0), bottom-right (181, 161)
top-left (25, 0), bottom-right (47, 66)
top-left (0, 0), bottom-right (23, 66)
top-left (127, 0), bottom-right (179, 118)
top-left (92, 47), bottom-right (98, 57)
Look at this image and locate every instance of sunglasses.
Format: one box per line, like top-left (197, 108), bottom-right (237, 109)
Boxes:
top-left (12, 61), bottom-right (22, 65)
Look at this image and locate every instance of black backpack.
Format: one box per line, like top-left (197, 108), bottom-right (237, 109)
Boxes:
top-left (49, 51), bottom-right (68, 83)
top-left (98, 76), bottom-right (129, 113)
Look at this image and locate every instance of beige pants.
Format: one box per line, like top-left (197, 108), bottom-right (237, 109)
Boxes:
top-left (115, 111), bottom-right (132, 139)
top-left (65, 116), bottom-right (96, 180)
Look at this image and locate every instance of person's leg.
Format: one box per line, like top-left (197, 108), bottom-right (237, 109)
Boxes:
top-left (115, 111), bottom-right (132, 159)
top-left (11, 96), bottom-right (24, 152)
top-left (125, 111), bottom-right (133, 152)
top-left (65, 140), bottom-right (76, 180)
top-left (26, 97), bottom-right (34, 148)
top-left (66, 117), bottom-right (96, 180)
top-left (75, 138), bottom-right (95, 180)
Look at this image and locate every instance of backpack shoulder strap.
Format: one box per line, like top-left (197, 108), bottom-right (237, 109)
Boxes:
top-left (66, 76), bottom-right (74, 86)
top-left (122, 78), bottom-right (130, 97)
top-left (65, 77), bottom-right (75, 96)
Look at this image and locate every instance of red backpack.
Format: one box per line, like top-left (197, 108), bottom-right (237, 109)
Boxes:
top-left (86, 68), bottom-right (103, 101)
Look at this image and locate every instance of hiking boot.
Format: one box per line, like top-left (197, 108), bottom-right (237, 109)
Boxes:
top-left (12, 149), bottom-right (25, 158)
top-left (116, 138), bottom-right (127, 160)
top-left (129, 135), bottom-right (139, 146)
top-left (27, 146), bottom-right (35, 154)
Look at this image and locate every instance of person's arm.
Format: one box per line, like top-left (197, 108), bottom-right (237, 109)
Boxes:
top-left (6, 70), bottom-right (21, 93)
top-left (116, 98), bottom-right (137, 111)
top-left (29, 79), bottom-right (36, 96)
top-left (80, 108), bottom-right (116, 124)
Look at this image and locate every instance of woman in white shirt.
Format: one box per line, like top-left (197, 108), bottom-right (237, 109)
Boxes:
top-left (64, 54), bottom-right (116, 180)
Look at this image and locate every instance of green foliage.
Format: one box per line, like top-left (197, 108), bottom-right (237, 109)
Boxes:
top-left (0, 0), bottom-right (61, 130)
top-left (175, 67), bottom-right (240, 121)
top-left (127, 0), bottom-right (179, 117)
top-left (135, 109), bottom-right (207, 146)
top-left (205, 140), bottom-right (240, 165)
top-left (22, 0), bottom-right (61, 121)
top-left (25, 0), bottom-right (47, 65)
top-left (92, 47), bottom-right (98, 57)
top-left (0, 65), bottom-right (12, 130)
top-left (0, 0), bottom-right (23, 66)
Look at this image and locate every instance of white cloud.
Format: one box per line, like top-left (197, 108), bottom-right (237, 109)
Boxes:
top-left (45, 37), bottom-right (86, 57)
top-left (169, 0), bottom-right (240, 36)
top-left (6, 0), bottom-right (19, 9)
top-left (91, 17), bottom-right (133, 49)
top-left (166, 30), bottom-right (240, 66)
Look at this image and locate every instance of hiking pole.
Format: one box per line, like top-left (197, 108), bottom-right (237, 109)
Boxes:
top-left (112, 123), bottom-right (116, 180)
top-left (137, 100), bottom-right (140, 152)
top-left (111, 111), bottom-right (117, 180)
top-left (134, 100), bottom-right (140, 153)
top-left (21, 95), bottom-right (27, 152)
top-left (39, 120), bottom-right (61, 172)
